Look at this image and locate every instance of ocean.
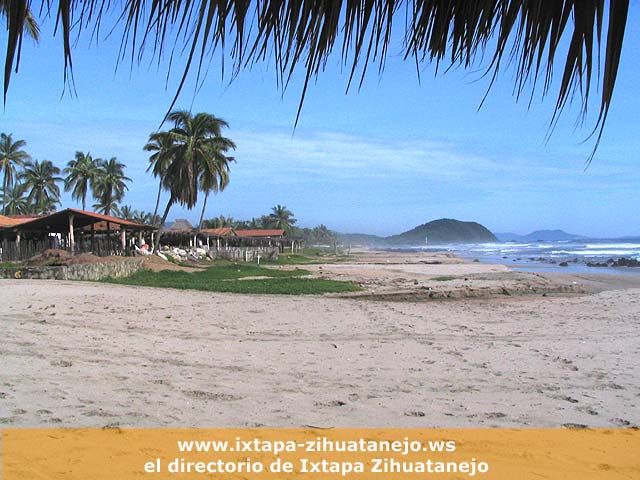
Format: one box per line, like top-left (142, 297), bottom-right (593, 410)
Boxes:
top-left (399, 239), bottom-right (640, 275)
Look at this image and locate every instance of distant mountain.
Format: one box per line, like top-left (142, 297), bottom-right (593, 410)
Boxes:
top-left (495, 229), bottom-right (585, 242)
top-left (388, 219), bottom-right (497, 245)
top-left (339, 218), bottom-right (497, 246)
top-left (337, 233), bottom-right (386, 246)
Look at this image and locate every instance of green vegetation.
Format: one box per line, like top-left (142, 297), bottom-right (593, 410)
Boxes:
top-left (149, 110), bottom-right (236, 251)
top-left (431, 276), bottom-right (457, 282)
top-left (103, 264), bottom-right (360, 295)
top-left (266, 247), bottom-right (350, 265)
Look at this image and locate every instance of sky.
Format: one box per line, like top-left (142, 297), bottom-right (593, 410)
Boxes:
top-left (2, 7), bottom-right (640, 238)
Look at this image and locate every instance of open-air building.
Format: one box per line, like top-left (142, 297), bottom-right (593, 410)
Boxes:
top-left (0, 209), bottom-right (155, 262)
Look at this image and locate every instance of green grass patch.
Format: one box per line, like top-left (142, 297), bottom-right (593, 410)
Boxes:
top-left (430, 275), bottom-right (457, 281)
top-left (0, 262), bottom-right (20, 268)
top-left (266, 247), bottom-right (352, 265)
top-left (103, 263), bottom-right (360, 295)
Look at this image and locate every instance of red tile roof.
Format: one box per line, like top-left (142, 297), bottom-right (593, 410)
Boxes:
top-left (201, 227), bottom-right (235, 237)
top-left (0, 214), bottom-right (31, 228)
top-left (66, 209), bottom-right (148, 228)
top-left (235, 229), bottom-right (286, 238)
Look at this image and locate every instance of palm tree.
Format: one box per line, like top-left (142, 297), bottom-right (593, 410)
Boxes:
top-left (1, 183), bottom-right (29, 215)
top-left (197, 136), bottom-right (236, 232)
top-left (20, 159), bottom-right (63, 214)
top-left (92, 157), bottom-right (131, 216)
top-left (0, 133), bottom-right (30, 214)
top-left (202, 215), bottom-right (235, 229)
top-left (268, 205), bottom-right (297, 231)
top-left (133, 210), bottom-right (155, 225)
top-left (64, 151), bottom-right (99, 211)
top-left (0, 1), bottom-right (40, 40)
top-left (118, 205), bottom-right (135, 220)
top-left (143, 132), bottom-right (174, 226)
top-left (250, 217), bottom-right (268, 229)
top-left (152, 110), bottom-right (234, 252)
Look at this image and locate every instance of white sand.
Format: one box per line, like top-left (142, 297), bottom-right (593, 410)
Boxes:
top-left (1, 275), bottom-right (639, 428)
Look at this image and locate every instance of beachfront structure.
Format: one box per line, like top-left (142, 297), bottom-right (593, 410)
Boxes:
top-left (0, 209), bottom-right (154, 261)
top-left (159, 223), bottom-right (301, 253)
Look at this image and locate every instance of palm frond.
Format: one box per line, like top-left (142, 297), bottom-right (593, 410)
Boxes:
top-left (2, 1), bottom-right (630, 158)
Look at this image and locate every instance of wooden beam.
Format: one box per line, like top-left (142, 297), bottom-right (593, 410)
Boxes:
top-left (68, 213), bottom-right (75, 253)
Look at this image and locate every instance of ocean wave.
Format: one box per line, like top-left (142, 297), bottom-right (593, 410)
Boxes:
top-left (562, 249), bottom-right (640, 256)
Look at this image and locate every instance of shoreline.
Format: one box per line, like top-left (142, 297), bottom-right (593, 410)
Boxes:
top-left (297, 250), bottom-right (640, 301)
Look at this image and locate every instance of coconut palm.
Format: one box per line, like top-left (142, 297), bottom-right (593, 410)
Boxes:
top-left (133, 210), bottom-right (155, 225)
top-left (202, 215), bottom-right (235, 229)
top-left (0, 133), bottom-right (30, 214)
top-left (64, 151), bottom-right (99, 211)
top-left (1, 183), bottom-right (29, 215)
top-left (20, 159), bottom-right (63, 214)
top-left (251, 216), bottom-right (270, 229)
top-left (152, 110), bottom-right (234, 252)
top-left (143, 132), bottom-right (174, 226)
top-left (197, 136), bottom-right (236, 232)
top-left (92, 157), bottom-right (131, 216)
top-left (118, 205), bottom-right (135, 220)
top-left (268, 205), bottom-right (296, 231)
top-left (0, 1), bottom-right (40, 40)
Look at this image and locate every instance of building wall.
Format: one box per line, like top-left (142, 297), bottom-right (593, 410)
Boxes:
top-left (0, 258), bottom-right (144, 281)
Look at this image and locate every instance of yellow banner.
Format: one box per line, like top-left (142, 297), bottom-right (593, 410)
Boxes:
top-left (2, 428), bottom-right (639, 479)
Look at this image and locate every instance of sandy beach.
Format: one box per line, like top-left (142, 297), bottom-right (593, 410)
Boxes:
top-left (1, 252), bottom-right (639, 429)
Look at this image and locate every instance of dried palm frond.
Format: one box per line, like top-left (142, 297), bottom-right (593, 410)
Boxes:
top-left (2, 1), bottom-right (630, 160)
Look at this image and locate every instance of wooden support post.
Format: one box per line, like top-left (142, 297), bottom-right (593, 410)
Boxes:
top-left (120, 229), bottom-right (127, 251)
top-left (68, 213), bottom-right (75, 253)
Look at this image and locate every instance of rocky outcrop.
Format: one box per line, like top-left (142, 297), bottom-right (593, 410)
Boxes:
top-left (587, 257), bottom-right (640, 268)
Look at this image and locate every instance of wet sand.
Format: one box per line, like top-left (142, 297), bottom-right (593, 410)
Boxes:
top-left (1, 254), bottom-right (639, 428)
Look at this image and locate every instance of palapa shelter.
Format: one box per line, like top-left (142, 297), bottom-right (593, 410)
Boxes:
top-left (0, 208), bottom-right (155, 261)
top-left (160, 219), bottom-right (197, 247)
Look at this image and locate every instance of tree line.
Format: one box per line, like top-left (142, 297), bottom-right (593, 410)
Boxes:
top-left (0, 133), bottom-right (136, 218)
top-left (201, 207), bottom-right (337, 246)
top-left (2, 109), bottom-right (337, 247)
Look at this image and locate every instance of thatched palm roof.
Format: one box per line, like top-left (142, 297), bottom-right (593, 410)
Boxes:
top-left (3, 1), bottom-right (629, 158)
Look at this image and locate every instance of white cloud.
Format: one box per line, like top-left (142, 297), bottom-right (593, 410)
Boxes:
top-left (231, 130), bottom-right (498, 183)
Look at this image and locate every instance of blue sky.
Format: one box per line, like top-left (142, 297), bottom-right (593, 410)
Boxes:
top-left (2, 8), bottom-right (640, 237)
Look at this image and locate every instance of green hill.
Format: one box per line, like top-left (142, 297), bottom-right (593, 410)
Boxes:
top-left (387, 218), bottom-right (497, 245)
top-left (338, 218), bottom-right (497, 246)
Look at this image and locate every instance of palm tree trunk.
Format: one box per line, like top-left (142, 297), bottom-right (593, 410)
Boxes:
top-left (2, 171), bottom-right (8, 215)
top-left (153, 198), bottom-right (173, 253)
top-left (152, 180), bottom-right (162, 226)
top-left (105, 194), bottom-right (111, 253)
top-left (82, 195), bottom-right (86, 211)
top-left (197, 191), bottom-right (209, 233)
